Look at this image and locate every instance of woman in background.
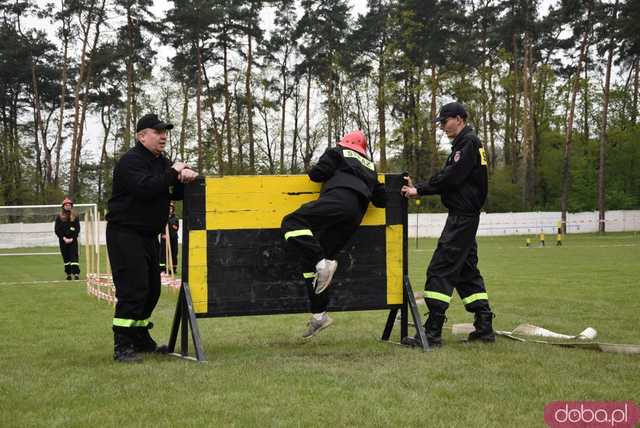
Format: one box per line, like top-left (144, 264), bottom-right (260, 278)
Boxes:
top-left (54, 197), bottom-right (81, 280)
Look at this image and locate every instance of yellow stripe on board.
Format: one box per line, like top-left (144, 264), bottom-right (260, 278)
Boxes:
top-left (385, 224), bottom-right (403, 305)
top-left (188, 230), bottom-right (208, 314)
top-left (205, 175), bottom-right (386, 230)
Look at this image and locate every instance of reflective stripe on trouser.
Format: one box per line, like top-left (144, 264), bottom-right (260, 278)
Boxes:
top-left (113, 318), bottom-right (150, 328)
top-left (461, 293), bottom-right (488, 306)
top-left (63, 262), bottom-right (80, 274)
top-left (64, 261), bottom-right (80, 274)
top-left (424, 214), bottom-right (490, 313)
top-left (424, 291), bottom-right (452, 304)
top-left (284, 229), bottom-right (313, 240)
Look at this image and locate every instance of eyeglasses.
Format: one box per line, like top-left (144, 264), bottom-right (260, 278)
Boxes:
top-left (439, 117), bottom-right (452, 127)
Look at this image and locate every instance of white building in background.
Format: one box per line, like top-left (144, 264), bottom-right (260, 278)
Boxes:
top-left (408, 210), bottom-right (640, 238)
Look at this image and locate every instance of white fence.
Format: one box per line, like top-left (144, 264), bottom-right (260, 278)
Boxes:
top-left (0, 220), bottom-right (182, 249)
top-left (1, 211), bottom-right (639, 248)
top-left (408, 210), bottom-right (640, 237)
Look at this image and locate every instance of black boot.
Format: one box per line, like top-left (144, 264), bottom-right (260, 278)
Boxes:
top-left (401, 312), bottom-right (447, 348)
top-left (468, 311), bottom-right (496, 342)
top-left (113, 331), bottom-right (143, 363)
top-left (134, 323), bottom-right (168, 354)
top-left (424, 312), bottom-right (446, 347)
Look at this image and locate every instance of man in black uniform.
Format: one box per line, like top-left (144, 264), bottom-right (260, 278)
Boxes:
top-left (159, 201), bottom-right (179, 273)
top-left (106, 113), bottom-right (198, 362)
top-left (401, 102), bottom-right (495, 347)
top-left (281, 130), bottom-right (386, 339)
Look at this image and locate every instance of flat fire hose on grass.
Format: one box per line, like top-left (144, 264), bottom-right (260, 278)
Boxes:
top-left (451, 323), bottom-right (640, 355)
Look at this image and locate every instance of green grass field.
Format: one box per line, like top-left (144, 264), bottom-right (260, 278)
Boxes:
top-left (1, 233), bottom-right (639, 427)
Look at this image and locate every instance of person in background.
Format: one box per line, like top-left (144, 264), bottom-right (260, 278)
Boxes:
top-left (159, 201), bottom-right (179, 274)
top-left (54, 197), bottom-right (80, 280)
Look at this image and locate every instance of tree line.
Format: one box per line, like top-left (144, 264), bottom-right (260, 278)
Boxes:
top-left (0, 0), bottom-right (639, 231)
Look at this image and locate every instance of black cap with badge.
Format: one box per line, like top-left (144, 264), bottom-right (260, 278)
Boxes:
top-left (434, 102), bottom-right (468, 123)
top-left (136, 113), bottom-right (174, 132)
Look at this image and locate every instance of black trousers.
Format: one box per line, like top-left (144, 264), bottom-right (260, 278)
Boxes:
top-left (424, 214), bottom-right (491, 314)
top-left (281, 188), bottom-right (367, 313)
top-left (107, 224), bottom-right (161, 336)
top-left (58, 239), bottom-right (80, 275)
top-left (159, 235), bottom-right (178, 272)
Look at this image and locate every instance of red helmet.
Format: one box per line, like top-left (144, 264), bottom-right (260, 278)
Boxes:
top-left (338, 130), bottom-right (368, 157)
top-left (61, 197), bottom-right (73, 208)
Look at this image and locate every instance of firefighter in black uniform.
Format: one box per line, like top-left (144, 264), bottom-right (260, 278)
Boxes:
top-left (54, 197), bottom-right (80, 280)
top-left (281, 130), bottom-right (386, 339)
top-left (106, 113), bottom-right (198, 362)
top-left (159, 201), bottom-right (179, 273)
top-left (401, 102), bottom-right (496, 347)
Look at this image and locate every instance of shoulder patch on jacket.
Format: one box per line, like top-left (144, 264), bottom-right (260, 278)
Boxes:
top-left (479, 147), bottom-right (488, 166)
top-left (343, 149), bottom-right (375, 171)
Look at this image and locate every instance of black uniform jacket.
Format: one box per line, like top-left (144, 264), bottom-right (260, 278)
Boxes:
top-left (309, 146), bottom-right (386, 208)
top-left (106, 142), bottom-right (184, 236)
top-left (55, 216), bottom-right (80, 240)
top-left (416, 126), bottom-right (488, 216)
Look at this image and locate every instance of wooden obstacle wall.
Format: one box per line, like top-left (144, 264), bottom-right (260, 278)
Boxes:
top-left (182, 174), bottom-right (407, 318)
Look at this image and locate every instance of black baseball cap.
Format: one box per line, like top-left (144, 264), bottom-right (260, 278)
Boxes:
top-left (136, 113), bottom-right (174, 132)
top-left (434, 102), bottom-right (468, 123)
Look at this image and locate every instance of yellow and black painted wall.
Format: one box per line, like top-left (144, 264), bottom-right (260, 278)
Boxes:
top-left (182, 174), bottom-right (407, 317)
